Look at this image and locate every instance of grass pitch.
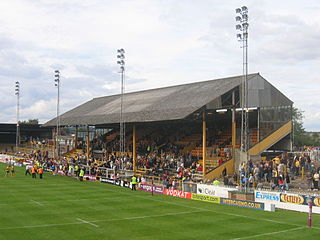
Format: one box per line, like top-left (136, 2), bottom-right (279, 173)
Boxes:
top-left (0, 163), bottom-right (320, 240)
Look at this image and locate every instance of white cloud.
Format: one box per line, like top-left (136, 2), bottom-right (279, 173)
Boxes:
top-left (0, 0), bottom-right (319, 131)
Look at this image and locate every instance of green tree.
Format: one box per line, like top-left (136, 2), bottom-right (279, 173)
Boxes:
top-left (19, 119), bottom-right (39, 125)
top-left (292, 107), bottom-right (307, 147)
top-left (292, 107), bottom-right (318, 147)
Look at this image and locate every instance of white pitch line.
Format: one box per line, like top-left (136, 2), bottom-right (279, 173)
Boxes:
top-left (30, 199), bottom-right (44, 206)
top-left (61, 182), bottom-right (320, 231)
top-left (92, 210), bottom-right (204, 223)
top-left (0, 210), bottom-right (202, 230)
top-left (77, 218), bottom-right (99, 228)
top-left (2, 176), bottom-right (320, 231)
top-left (0, 196), bottom-right (125, 206)
top-left (230, 226), bottom-right (305, 240)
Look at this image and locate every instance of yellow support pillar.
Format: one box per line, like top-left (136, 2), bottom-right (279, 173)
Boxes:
top-left (232, 90), bottom-right (236, 149)
top-left (202, 120), bottom-right (206, 175)
top-left (86, 126), bottom-right (90, 161)
top-left (232, 122), bottom-right (236, 148)
top-left (133, 125), bottom-right (136, 172)
top-left (75, 125), bottom-right (78, 148)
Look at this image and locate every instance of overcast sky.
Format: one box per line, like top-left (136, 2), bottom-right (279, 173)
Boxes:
top-left (0, 0), bottom-right (319, 131)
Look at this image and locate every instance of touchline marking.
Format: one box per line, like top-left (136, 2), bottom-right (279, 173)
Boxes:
top-left (0, 196), bottom-right (126, 207)
top-left (229, 226), bottom-right (305, 240)
top-left (30, 199), bottom-right (44, 206)
top-left (77, 218), bottom-right (99, 228)
top-left (0, 210), bottom-right (203, 230)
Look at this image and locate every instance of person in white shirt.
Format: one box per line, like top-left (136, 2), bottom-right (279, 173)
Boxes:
top-left (25, 164), bottom-right (31, 176)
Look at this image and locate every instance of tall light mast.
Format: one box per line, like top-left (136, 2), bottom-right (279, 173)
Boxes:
top-left (54, 70), bottom-right (61, 159)
top-left (117, 48), bottom-right (125, 168)
top-left (15, 81), bottom-right (20, 153)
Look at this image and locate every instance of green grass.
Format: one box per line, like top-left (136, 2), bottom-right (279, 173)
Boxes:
top-left (0, 163), bottom-right (319, 240)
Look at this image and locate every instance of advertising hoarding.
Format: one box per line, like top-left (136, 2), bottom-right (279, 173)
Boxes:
top-left (164, 189), bottom-right (191, 199)
top-left (220, 198), bottom-right (264, 210)
top-left (191, 193), bottom-right (220, 204)
top-left (196, 184), bottom-right (233, 198)
top-left (139, 184), bottom-right (164, 194)
top-left (255, 190), bottom-right (281, 203)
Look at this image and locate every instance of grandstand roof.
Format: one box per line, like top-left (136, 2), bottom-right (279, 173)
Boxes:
top-left (43, 73), bottom-right (292, 127)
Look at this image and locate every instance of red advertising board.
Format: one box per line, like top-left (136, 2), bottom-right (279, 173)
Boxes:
top-left (164, 189), bottom-right (192, 199)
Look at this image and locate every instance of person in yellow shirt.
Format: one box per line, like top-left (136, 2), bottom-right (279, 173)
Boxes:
top-left (295, 159), bottom-right (300, 176)
top-left (131, 175), bottom-right (137, 191)
top-left (5, 165), bottom-right (11, 177)
top-left (10, 165), bottom-right (15, 176)
top-left (272, 156), bottom-right (280, 165)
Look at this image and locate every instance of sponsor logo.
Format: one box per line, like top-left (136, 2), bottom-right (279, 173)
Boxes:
top-left (100, 178), bottom-right (115, 184)
top-left (198, 187), bottom-right (216, 196)
top-left (255, 191), bottom-right (280, 202)
top-left (164, 189), bottom-right (191, 199)
top-left (220, 198), bottom-right (264, 210)
top-left (196, 184), bottom-right (232, 198)
top-left (139, 184), bottom-right (164, 194)
top-left (83, 175), bottom-right (97, 181)
top-left (191, 193), bottom-right (220, 203)
top-left (313, 197), bottom-right (320, 207)
top-left (280, 194), bottom-right (304, 205)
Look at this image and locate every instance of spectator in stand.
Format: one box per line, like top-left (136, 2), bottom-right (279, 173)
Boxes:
top-left (253, 165), bottom-right (259, 182)
top-left (278, 176), bottom-right (284, 191)
top-left (295, 158), bottom-right (300, 176)
top-left (300, 155), bottom-right (306, 173)
top-left (196, 163), bottom-right (203, 172)
top-left (313, 172), bottom-right (319, 190)
top-left (305, 155), bottom-right (311, 172)
top-left (306, 171), bottom-right (313, 190)
top-left (285, 173), bottom-right (290, 191)
top-left (248, 173), bottom-right (254, 188)
top-left (213, 179), bottom-right (220, 186)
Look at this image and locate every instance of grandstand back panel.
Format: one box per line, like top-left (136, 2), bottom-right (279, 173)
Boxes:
top-left (0, 163), bottom-right (319, 240)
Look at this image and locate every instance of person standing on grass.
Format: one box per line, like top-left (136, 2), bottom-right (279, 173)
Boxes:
top-left (38, 166), bottom-right (44, 179)
top-left (131, 175), bottom-right (137, 191)
top-left (79, 168), bottom-right (84, 181)
top-left (31, 166), bottom-right (37, 178)
top-left (5, 165), bottom-right (11, 177)
top-left (10, 165), bottom-right (15, 176)
top-left (25, 164), bottom-right (31, 176)
top-left (74, 164), bottom-right (79, 177)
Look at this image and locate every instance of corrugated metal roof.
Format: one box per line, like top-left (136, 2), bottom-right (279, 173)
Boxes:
top-left (43, 73), bottom-right (291, 127)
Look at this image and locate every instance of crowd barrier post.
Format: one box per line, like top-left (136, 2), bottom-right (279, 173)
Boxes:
top-left (151, 178), bottom-right (154, 196)
top-left (308, 198), bottom-right (312, 227)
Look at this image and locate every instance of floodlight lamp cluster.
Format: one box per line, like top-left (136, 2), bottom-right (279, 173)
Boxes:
top-left (235, 6), bottom-right (249, 41)
top-left (15, 81), bottom-right (20, 95)
top-left (54, 70), bottom-right (60, 87)
top-left (117, 48), bottom-right (125, 72)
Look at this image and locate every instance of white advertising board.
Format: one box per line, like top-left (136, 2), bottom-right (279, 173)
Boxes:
top-left (197, 184), bottom-right (236, 198)
top-left (255, 190), bottom-right (320, 214)
top-left (255, 190), bottom-right (281, 203)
